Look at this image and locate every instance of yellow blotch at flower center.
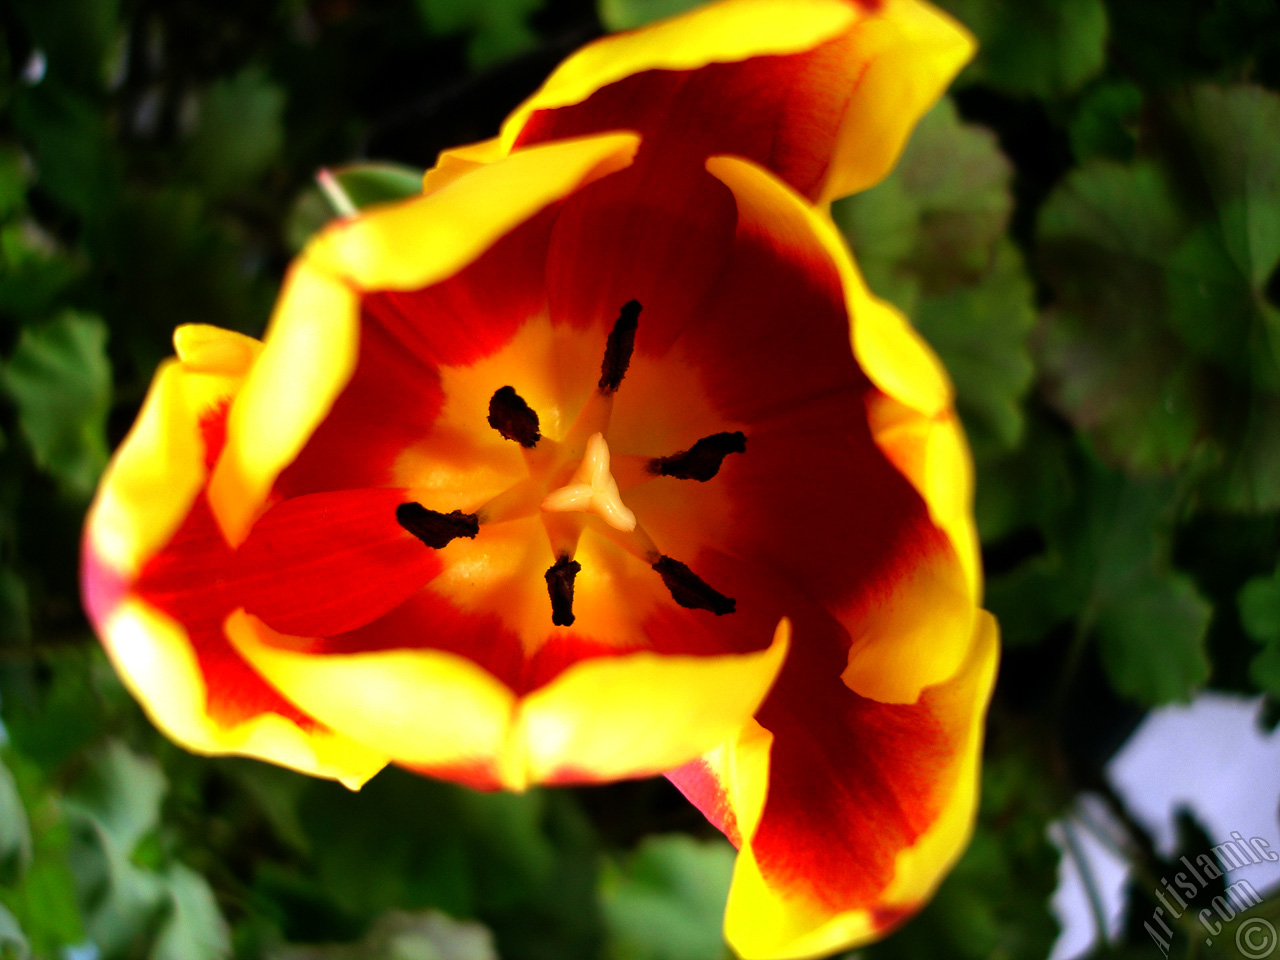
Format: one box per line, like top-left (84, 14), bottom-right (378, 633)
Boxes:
top-left (390, 301), bottom-right (747, 639)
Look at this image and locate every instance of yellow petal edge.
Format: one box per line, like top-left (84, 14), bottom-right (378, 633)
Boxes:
top-left (497, 0), bottom-right (856, 153)
top-left (228, 612), bottom-right (789, 791)
top-left (84, 324), bottom-right (386, 788)
top-left (488, 0), bottom-right (972, 204)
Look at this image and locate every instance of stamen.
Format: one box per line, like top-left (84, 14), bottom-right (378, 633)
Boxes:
top-left (487, 386), bottom-right (541, 447)
top-left (544, 555), bottom-right (582, 627)
top-left (652, 556), bottom-right (736, 616)
top-left (396, 503), bottom-right (480, 548)
top-left (598, 299), bottom-right (641, 393)
top-left (649, 431), bottom-right (747, 482)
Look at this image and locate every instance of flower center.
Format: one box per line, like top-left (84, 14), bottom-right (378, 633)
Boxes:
top-left (395, 301), bottom-right (746, 629)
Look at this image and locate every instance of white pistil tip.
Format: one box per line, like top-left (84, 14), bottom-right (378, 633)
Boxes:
top-left (540, 433), bottom-right (637, 532)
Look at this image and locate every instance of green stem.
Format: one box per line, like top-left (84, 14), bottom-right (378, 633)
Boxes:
top-left (1062, 817), bottom-right (1115, 955)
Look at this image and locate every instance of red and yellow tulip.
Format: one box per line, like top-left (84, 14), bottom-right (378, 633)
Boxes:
top-left (81, 1), bottom-right (996, 956)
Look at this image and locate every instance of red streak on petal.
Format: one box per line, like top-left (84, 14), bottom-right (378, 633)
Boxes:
top-left (666, 756), bottom-right (743, 848)
top-left (81, 537), bottom-right (129, 630)
top-left (273, 316), bottom-right (446, 498)
top-left (235, 489), bottom-right (442, 639)
top-left (362, 203), bottom-right (557, 368)
top-left (517, 40), bottom-right (855, 201)
top-left (135, 493), bottom-right (316, 730)
top-left (749, 599), bottom-right (951, 910)
top-left (870, 903), bottom-right (917, 935)
top-left (398, 759), bottom-right (504, 791)
top-left (199, 400), bottom-right (229, 470)
top-left (546, 162), bottom-right (738, 354)
top-left (312, 587), bottom-right (528, 689)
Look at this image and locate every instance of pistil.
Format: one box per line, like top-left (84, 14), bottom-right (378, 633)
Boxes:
top-left (540, 432), bottom-right (637, 532)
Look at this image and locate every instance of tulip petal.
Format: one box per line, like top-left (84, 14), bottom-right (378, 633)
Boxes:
top-left (229, 608), bottom-right (788, 791)
top-left (706, 153), bottom-right (979, 702)
top-left (84, 326), bottom-right (259, 587)
top-left (227, 609), bottom-right (523, 787)
top-left (669, 610), bottom-right (998, 960)
top-left (519, 617), bottom-right (788, 785)
top-left (100, 599), bottom-right (385, 790)
top-left (210, 133), bottom-right (641, 545)
top-left (234, 489), bottom-right (444, 638)
top-left (500, 0), bottom-right (972, 202)
top-left (82, 326), bottom-right (386, 787)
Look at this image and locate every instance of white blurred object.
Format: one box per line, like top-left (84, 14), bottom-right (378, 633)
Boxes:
top-left (1049, 693), bottom-right (1280, 960)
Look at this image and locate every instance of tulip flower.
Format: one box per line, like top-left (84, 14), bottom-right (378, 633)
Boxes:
top-left (82, 0), bottom-right (996, 957)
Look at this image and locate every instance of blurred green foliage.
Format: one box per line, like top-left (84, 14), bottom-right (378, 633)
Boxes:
top-left (0, 0), bottom-right (1278, 957)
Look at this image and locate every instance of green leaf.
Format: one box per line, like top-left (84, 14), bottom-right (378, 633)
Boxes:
top-left (0, 752), bottom-right (85, 956)
top-left (0, 570), bottom-right (30, 650)
top-left (149, 865), bottom-right (231, 960)
top-left (1239, 565), bottom-right (1280, 697)
top-left (600, 835), bottom-right (734, 960)
top-left (0, 759), bottom-right (32, 886)
top-left (0, 219), bottom-right (82, 319)
top-left (10, 0), bottom-right (124, 92)
top-left (912, 243), bottom-right (1036, 452)
top-left (0, 146), bottom-right (30, 220)
top-left (1068, 79), bottom-right (1143, 163)
top-left (270, 909), bottom-right (498, 960)
top-left (1177, 85), bottom-right (1280, 293)
top-left (0, 903), bottom-right (29, 960)
top-left (986, 455), bottom-right (1212, 700)
top-left (936, 0), bottom-right (1108, 98)
top-left (291, 769), bottom-right (601, 960)
top-left (330, 164), bottom-right (427, 210)
top-left (64, 741), bottom-right (170, 958)
top-left (598, 0), bottom-right (706, 31)
top-left (184, 65), bottom-right (286, 196)
top-left (1039, 85), bottom-right (1280, 506)
top-left (1036, 160), bottom-right (1206, 474)
top-left (1057, 472), bottom-right (1211, 704)
top-left (1095, 566), bottom-right (1213, 705)
top-left (836, 99), bottom-right (1034, 455)
top-left (414, 0), bottom-right (544, 68)
top-left (65, 741), bottom-right (166, 858)
top-left (1, 311), bottom-right (111, 498)
top-left (10, 82), bottom-right (121, 220)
